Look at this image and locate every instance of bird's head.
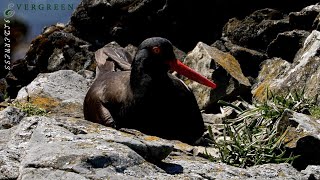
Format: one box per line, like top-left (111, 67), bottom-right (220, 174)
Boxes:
top-left (132, 37), bottom-right (216, 89)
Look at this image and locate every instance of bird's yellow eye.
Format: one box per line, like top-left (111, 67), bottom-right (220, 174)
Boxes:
top-left (152, 46), bottom-right (161, 54)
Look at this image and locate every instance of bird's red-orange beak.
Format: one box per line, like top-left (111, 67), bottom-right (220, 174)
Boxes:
top-left (167, 59), bottom-right (217, 89)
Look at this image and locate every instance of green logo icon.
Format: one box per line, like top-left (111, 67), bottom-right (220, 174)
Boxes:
top-left (4, 3), bottom-right (15, 18)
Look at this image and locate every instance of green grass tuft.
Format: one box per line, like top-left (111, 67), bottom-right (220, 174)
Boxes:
top-left (310, 106), bottom-right (320, 118)
top-left (204, 90), bottom-right (318, 168)
top-left (12, 102), bottom-right (47, 116)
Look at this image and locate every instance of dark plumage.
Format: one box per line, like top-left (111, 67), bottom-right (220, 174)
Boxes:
top-left (84, 37), bottom-right (216, 144)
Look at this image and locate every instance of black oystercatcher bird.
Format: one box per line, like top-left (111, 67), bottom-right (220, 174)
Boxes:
top-left (84, 37), bottom-right (216, 144)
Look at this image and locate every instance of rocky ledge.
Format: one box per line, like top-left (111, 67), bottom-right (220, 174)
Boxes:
top-left (0, 70), bottom-right (319, 179)
top-left (0, 109), bottom-right (319, 179)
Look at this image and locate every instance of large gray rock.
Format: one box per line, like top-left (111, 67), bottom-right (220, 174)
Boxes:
top-left (183, 42), bottom-right (251, 110)
top-left (0, 116), bottom-right (173, 179)
top-left (165, 155), bottom-right (308, 179)
top-left (1, 115), bottom-right (318, 179)
top-left (15, 70), bottom-right (91, 118)
top-left (253, 30), bottom-right (320, 103)
top-left (301, 165), bottom-right (320, 179)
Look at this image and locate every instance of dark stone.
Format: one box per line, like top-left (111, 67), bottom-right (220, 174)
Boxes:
top-left (211, 40), bottom-right (228, 52)
top-left (86, 156), bottom-right (112, 168)
top-left (289, 4), bottom-right (320, 30)
top-left (223, 8), bottom-right (291, 52)
top-left (0, 106), bottom-right (26, 129)
top-left (5, 63), bottom-right (37, 99)
top-left (32, 26), bottom-right (95, 73)
top-left (267, 30), bottom-right (310, 62)
top-left (0, 78), bottom-right (7, 102)
top-left (292, 136), bottom-right (320, 170)
top-left (212, 39), bottom-right (267, 78)
top-left (223, 41), bottom-right (268, 77)
top-left (69, 0), bottom-right (320, 51)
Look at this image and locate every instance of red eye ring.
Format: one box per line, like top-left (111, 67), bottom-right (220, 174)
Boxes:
top-left (152, 46), bottom-right (161, 54)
